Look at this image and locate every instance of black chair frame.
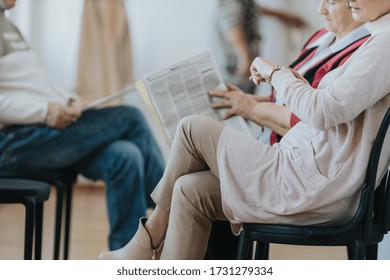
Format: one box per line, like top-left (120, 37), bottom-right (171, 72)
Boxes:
top-left (237, 107), bottom-right (390, 260)
top-left (0, 179), bottom-right (51, 259)
top-left (2, 171), bottom-right (77, 260)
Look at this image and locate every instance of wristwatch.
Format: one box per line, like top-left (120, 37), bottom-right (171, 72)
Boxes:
top-left (264, 65), bottom-right (281, 84)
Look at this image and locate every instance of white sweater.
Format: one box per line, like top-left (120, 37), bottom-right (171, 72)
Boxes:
top-left (0, 51), bottom-right (76, 127)
top-left (0, 13), bottom-right (77, 128)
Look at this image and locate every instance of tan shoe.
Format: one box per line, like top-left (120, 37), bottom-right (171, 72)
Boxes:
top-left (98, 217), bottom-right (164, 260)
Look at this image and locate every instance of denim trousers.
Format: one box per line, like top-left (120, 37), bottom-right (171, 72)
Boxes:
top-left (0, 105), bottom-right (165, 250)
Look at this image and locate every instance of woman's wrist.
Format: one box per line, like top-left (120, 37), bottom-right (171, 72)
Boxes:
top-left (265, 65), bottom-right (282, 84)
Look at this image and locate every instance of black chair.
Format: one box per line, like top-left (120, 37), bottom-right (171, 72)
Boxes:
top-left (2, 171), bottom-right (77, 260)
top-left (0, 179), bottom-right (51, 259)
top-left (237, 107), bottom-right (390, 260)
top-left (205, 221), bottom-right (239, 260)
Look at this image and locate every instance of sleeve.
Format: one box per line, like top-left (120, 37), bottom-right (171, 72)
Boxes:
top-left (0, 95), bottom-right (48, 125)
top-left (272, 38), bottom-right (390, 131)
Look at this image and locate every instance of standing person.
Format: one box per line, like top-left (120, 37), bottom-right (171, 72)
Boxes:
top-left (210, 0), bottom-right (370, 146)
top-left (99, 0), bottom-right (390, 260)
top-left (0, 0), bottom-right (165, 251)
top-left (212, 0), bottom-right (305, 94)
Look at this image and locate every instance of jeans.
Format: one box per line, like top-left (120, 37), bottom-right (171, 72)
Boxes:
top-left (0, 105), bottom-right (165, 250)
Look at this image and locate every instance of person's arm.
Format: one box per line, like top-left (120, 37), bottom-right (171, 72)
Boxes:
top-left (259, 5), bottom-right (306, 28)
top-left (217, 0), bottom-right (254, 78)
top-left (45, 100), bottom-right (82, 129)
top-left (251, 102), bottom-right (291, 136)
top-left (210, 83), bottom-right (290, 135)
top-left (251, 42), bottom-right (390, 130)
top-left (0, 95), bottom-right (81, 129)
top-left (0, 95), bottom-right (49, 125)
top-left (225, 25), bottom-right (252, 78)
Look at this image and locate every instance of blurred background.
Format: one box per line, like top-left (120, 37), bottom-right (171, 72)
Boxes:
top-left (8, 0), bottom-right (322, 92)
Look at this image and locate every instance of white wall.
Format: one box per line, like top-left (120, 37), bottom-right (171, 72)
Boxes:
top-left (127, 0), bottom-right (324, 78)
top-left (8, 0), bottom-right (83, 91)
top-left (259, 0), bottom-right (323, 63)
top-left (125, 0), bottom-right (217, 79)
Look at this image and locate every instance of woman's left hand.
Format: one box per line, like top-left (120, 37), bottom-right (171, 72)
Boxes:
top-left (249, 57), bottom-right (280, 85)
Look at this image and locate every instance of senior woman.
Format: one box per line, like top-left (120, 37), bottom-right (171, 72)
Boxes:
top-left (210, 0), bottom-right (370, 146)
top-left (207, 0), bottom-right (370, 259)
top-left (100, 0), bottom-right (390, 260)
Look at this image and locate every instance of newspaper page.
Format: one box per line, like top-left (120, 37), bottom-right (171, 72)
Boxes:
top-left (83, 84), bottom-right (135, 111)
top-left (142, 49), bottom-right (253, 143)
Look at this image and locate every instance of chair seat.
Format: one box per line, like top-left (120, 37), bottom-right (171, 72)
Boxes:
top-left (1, 171), bottom-right (77, 186)
top-left (0, 170), bottom-right (77, 259)
top-left (0, 179), bottom-right (50, 202)
top-left (0, 179), bottom-right (51, 259)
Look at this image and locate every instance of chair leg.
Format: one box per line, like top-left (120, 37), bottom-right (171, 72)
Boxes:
top-left (23, 198), bottom-right (36, 260)
top-left (347, 239), bottom-right (365, 260)
top-left (63, 182), bottom-right (73, 260)
top-left (365, 244), bottom-right (378, 260)
top-left (53, 184), bottom-right (64, 260)
top-left (237, 232), bottom-right (252, 260)
top-left (254, 242), bottom-right (270, 260)
top-left (34, 202), bottom-right (44, 260)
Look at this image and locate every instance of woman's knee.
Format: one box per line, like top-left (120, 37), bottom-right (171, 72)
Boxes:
top-left (171, 172), bottom-right (222, 220)
top-left (177, 115), bottom-right (224, 140)
top-left (179, 115), bottom-right (214, 133)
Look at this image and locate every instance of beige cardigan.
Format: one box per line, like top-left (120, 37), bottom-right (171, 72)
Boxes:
top-left (217, 14), bottom-right (390, 233)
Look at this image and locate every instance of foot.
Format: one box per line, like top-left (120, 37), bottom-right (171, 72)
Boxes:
top-left (98, 218), bottom-right (164, 260)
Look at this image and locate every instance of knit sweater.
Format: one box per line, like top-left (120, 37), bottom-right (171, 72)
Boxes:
top-left (0, 11), bottom-right (77, 128)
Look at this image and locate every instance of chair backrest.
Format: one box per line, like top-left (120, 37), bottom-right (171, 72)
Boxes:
top-left (307, 107), bottom-right (390, 237)
top-left (362, 107), bottom-right (390, 237)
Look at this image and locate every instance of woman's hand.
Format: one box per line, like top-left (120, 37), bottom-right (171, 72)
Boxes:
top-left (250, 57), bottom-right (280, 85)
top-left (209, 83), bottom-right (257, 120)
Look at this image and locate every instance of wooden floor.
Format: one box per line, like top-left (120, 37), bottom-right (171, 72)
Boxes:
top-left (0, 184), bottom-right (347, 260)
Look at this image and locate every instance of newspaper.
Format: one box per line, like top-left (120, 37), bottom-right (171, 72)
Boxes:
top-left (138, 49), bottom-right (254, 143)
top-left (83, 84), bottom-right (135, 111)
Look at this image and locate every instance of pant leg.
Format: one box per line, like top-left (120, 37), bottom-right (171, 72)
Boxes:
top-left (78, 141), bottom-right (148, 250)
top-left (160, 170), bottom-right (228, 260)
top-left (151, 115), bottom-right (224, 211)
top-left (0, 106), bottom-right (164, 177)
top-left (0, 105), bottom-right (165, 249)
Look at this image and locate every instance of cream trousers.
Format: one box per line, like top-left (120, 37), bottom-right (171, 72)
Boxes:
top-left (151, 115), bottom-right (229, 259)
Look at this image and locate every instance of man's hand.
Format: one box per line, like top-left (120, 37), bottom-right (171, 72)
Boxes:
top-left (45, 99), bottom-right (82, 129)
top-left (209, 83), bottom-right (257, 120)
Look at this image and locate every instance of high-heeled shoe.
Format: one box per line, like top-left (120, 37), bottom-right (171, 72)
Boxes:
top-left (98, 217), bottom-right (164, 260)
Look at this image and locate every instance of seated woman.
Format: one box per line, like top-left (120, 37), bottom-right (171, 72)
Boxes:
top-left (100, 0), bottom-right (390, 260)
top-left (210, 0), bottom-right (370, 145)
top-left (206, 0), bottom-right (370, 259)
